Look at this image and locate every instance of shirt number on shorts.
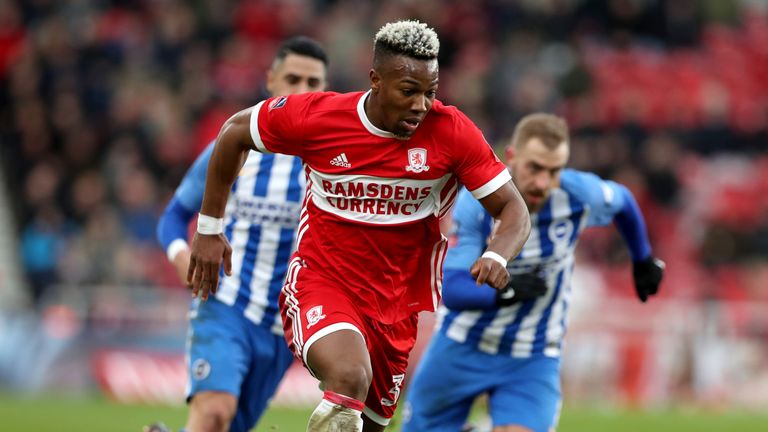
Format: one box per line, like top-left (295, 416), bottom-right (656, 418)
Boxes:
top-left (380, 374), bottom-right (405, 407)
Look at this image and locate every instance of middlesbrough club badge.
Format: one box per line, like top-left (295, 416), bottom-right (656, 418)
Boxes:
top-left (306, 305), bottom-right (326, 329)
top-left (405, 148), bottom-right (430, 173)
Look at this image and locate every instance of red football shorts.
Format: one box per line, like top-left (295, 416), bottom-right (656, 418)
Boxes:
top-left (279, 258), bottom-right (418, 426)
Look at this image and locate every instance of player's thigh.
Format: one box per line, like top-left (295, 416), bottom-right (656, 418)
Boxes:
top-left (281, 276), bottom-right (370, 391)
top-left (401, 331), bottom-right (487, 432)
top-left (231, 329), bottom-right (296, 431)
top-left (244, 329), bottom-right (295, 403)
top-left (489, 356), bottom-right (561, 432)
top-left (186, 299), bottom-right (251, 400)
top-left (306, 327), bottom-right (370, 395)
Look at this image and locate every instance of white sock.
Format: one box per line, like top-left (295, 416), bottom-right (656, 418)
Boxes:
top-left (307, 391), bottom-right (365, 432)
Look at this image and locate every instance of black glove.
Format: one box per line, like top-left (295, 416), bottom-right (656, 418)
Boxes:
top-left (496, 267), bottom-right (548, 306)
top-left (632, 256), bottom-right (665, 302)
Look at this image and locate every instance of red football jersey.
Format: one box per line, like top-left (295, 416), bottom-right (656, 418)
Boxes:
top-left (250, 91), bottom-right (511, 323)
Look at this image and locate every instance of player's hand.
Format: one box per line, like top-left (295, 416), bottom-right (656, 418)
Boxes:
top-left (188, 232), bottom-right (232, 301)
top-left (496, 267), bottom-right (548, 306)
top-left (470, 257), bottom-right (510, 290)
top-left (172, 248), bottom-right (192, 288)
top-left (632, 256), bottom-right (665, 303)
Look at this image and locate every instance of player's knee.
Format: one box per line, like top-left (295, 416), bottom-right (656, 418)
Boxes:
top-left (188, 392), bottom-right (237, 432)
top-left (322, 361), bottom-right (372, 400)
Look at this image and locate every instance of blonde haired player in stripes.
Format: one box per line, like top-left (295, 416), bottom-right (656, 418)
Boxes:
top-left (187, 20), bottom-right (531, 431)
top-left (402, 113), bottom-right (664, 432)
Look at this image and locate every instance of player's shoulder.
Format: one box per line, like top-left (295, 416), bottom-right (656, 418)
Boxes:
top-left (269, 91), bottom-right (361, 112)
top-left (560, 168), bottom-right (623, 208)
top-left (421, 99), bottom-right (480, 144)
top-left (308, 91), bottom-right (362, 111)
top-left (428, 99), bottom-right (468, 123)
top-left (560, 169), bottom-right (599, 199)
top-left (186, 142), bottom-right (215, 179)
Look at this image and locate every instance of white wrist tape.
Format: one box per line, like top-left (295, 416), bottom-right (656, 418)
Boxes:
top-left (197, 214), bottom-right (224, 235)
top-left (481, 251), bottom-right (508, 268)
top-left (166, 239), bottom-right (189, 261)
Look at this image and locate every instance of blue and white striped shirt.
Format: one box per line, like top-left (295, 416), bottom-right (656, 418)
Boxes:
top-left (437, 169), bottom-right (628, 357)
top-left (169, 143), bottom-right (305, 335)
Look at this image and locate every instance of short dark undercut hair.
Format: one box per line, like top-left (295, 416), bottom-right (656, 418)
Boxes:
top-left (273, 36), bottom-right (329, 67)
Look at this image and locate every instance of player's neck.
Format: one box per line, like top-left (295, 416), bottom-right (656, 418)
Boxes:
top-left (364, 92), bottom-right (389, 133)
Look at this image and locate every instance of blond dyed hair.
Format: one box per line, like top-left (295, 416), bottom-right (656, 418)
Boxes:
top-left (374, 20), bottom-right (440, 60)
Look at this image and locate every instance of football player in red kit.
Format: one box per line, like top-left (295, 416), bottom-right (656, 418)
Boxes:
top-left (188, 20), bottom-right (531, 432)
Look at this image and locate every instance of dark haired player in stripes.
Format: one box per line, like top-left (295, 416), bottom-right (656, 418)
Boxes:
top-left (155, 36), bottom-right (328, 432)
top-left (187, 20), bottom-right (531, 431)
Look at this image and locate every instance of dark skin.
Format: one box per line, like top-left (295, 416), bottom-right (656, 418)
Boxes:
top-left (188, 53), bottom-right (530, 431)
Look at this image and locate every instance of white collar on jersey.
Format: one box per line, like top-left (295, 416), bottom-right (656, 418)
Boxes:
top-left (357, 90), bottom-right (396, 138)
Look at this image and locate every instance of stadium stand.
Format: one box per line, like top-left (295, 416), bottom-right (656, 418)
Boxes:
top-left (0, 157), bottom-right (26, 310)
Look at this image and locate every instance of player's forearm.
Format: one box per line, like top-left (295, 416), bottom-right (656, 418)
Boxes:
top-left (613, 185), bottom-right (652, 261)
top-left (199, 110), bottom-right (254, 217)
top-left (442, 269), bottom-right (498, 310)
top-left (485, 186), bottom-right (531, 262)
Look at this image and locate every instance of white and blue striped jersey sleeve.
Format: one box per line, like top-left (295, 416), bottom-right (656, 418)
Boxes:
top-left (175, 143), bottom-right (215, 212)
top-left (560, 169), bottom-right (627, 227)
top-left (156, 143), bottom-right (214, 252)
top-left (444, 188), bottom-right (493, 271)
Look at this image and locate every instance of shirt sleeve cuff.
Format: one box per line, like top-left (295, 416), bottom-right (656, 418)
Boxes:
top-left (249, 100), bottom-right (271, 153)
top-left (166, 239), bottom-right (190, 262)
top-left (470, 169), bottom-right (512, 200)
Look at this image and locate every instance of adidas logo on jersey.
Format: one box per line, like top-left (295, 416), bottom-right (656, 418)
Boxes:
top-left (330, 153), bottom-right (351, 168)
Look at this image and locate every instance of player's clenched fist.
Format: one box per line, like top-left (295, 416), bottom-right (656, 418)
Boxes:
top-left (469, 251), bottom-right (510, 289)
top-left (187, 232), bottom-right (233, 300)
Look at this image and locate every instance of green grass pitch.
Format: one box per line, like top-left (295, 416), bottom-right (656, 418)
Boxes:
top-left (0, 393), bottom-right (765, 431)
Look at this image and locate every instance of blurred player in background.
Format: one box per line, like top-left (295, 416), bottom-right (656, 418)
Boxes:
top-left (155, 36), bottom-right (328, 432)
top-left (402, 113), bottom-right (665, 432)
top-left (186, 20), bottom-right (531, 432)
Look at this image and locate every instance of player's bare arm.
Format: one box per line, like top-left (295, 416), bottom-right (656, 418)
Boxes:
top-left (470, 180), bottom-right (531, 289)
top-left (188, 108), bottom-right (257, 300)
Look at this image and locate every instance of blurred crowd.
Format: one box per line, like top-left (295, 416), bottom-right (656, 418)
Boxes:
top-left (1, 0), bottom-right (766, 308)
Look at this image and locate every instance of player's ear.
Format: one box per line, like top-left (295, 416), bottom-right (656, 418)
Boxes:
top-left (369, 68), bottom-right (381, 93)
top-left (265, 69), bottom-right (275, 94)
top-left (504, 144), bottom-right (516, 165)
